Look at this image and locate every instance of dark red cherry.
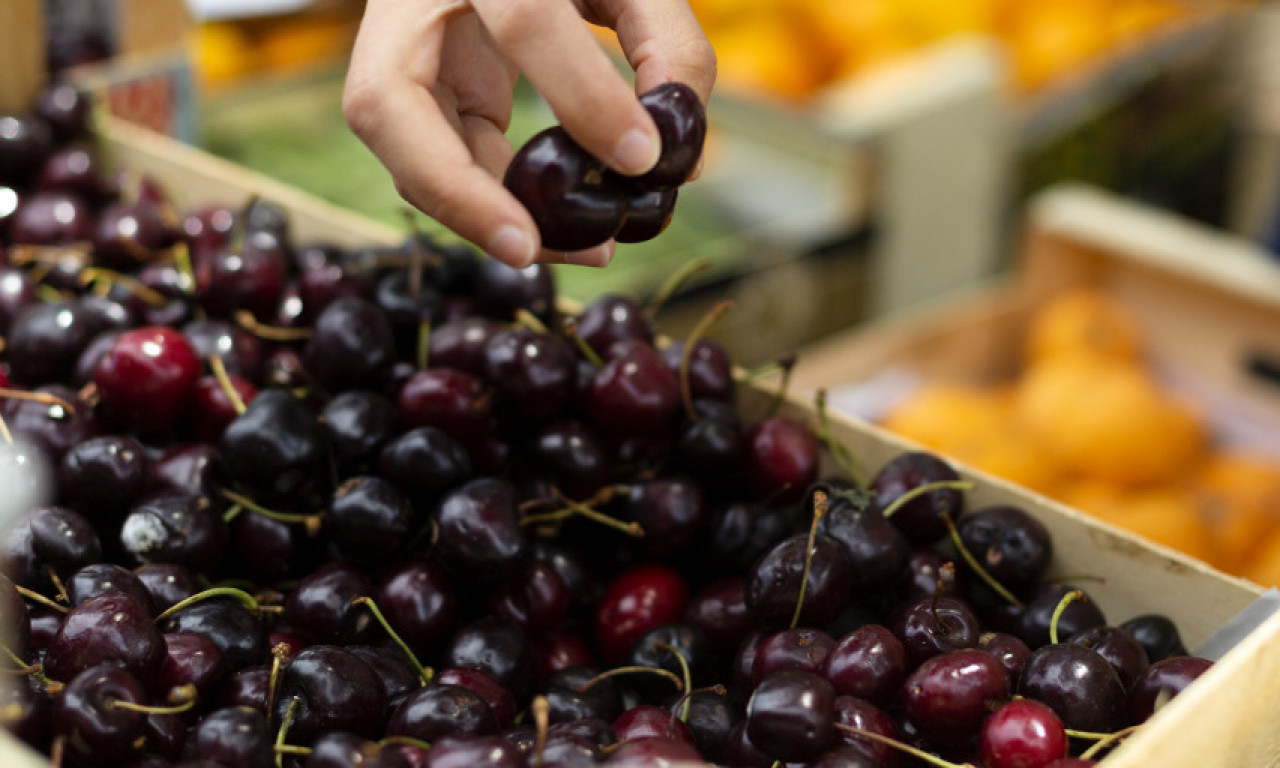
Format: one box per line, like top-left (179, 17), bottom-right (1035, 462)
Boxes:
top-left (635, 82), bottom-right (706, 188)
top-left (1017, 644), bottom-right (1127, 733)
top-left (810, 746), bottom-right (879, 768)
top-left (303, 296), bottom-right (397, 394)
top-left (587, 339), bottom-right (680, 436)
top-left (1119, 614), bottom-right (1187, 663)
top-left (821, 624), bottom-right (908, 708)
top-left (699, 501), bottom-right (791, 575)
top-left (444, 616), bottom-right (536, 702)
top-left (282, 562), bottom-right (377, 646)
top-left (182, 318), bottom-right (265, 382)
top-left (0, 675), bottom-right (51, 749)
top-left (379, 426), bottom-right (472, 506)
top-left (274, 645), bottom-right (388, 744)
top-left (306, 731), bottom-right (413, 768)
top-left (373, 269), bottom-right (445, 351)
top-left (1128, 655), bottom-right (1212, 723)
top-left (488, 560), bottom-right (570, 632)
top-left (615, 186), bottom-right (678, 243)
top-left (595, 564), bottom-right (689, 663)
top-left (93, 201), bottom-right (175, 268)
top-left (830, 695), bottom-right (897, 765)
top-left (575, 294), bottom-right (654, 358)
top-left (469, 258), bottom-right (557, 324)
top-left (160, 596), bottom-right (269, 673)
top-left (0, 188), bottom-right (20, 242)
top-left (980, 698), bottom-right (1069, 768)
top-left (151, 444), bottom-right (225, 499)
top-left (217, 665), bottom-right (271, 714)
top-left (978, 631), bottom-right (1033, 688)
top-left (95, 326), bottom-right (201, 433)
top-left (0, 115), bottom-right (54, 185)
top-left (683, 577), bottom-right (753, 655)
top-left (328, 475), bottom-right (416, 567)
top-left (752, 628), bottom-right (835, 686)
top-left (134, 563), bottom-right (199, 613)
top-left (182, 706), bottom-right (273, 768)
top-left (542, 666), bottom-right (623, 724)
top-left (613, 704), bottom-right (696, 745)
top-left (0, 574), bottom-right (31, 661)
top-left (624, 476), bottom-right (707, 558)
top-left (34, 82), bottom-right (92, 141)
top-left (397, 368), bottom-right (494, 443)
top-left (1068, 626), bottom-right (1150, 691)
top-left (219, 388), bottom-right (328, 501)
top-left (435, 666), bottom-right (518, 730)
top-left (870, 451), bottom-right (965, 546)
top-left (45, 592), bottom-right (167, 684)
top-left (181, 205), bottom-right (236, 260)
top-left (54, 665), bottom-right (148, 765)
top-left (190, 373), bottom-right (258, 442)
top-left (526, 420), bottom-right (612, 501)
top-left (374, 558), bottom-right (458, 657)
top-left (59, 434), bottom-right (150, 519)
top-left (433, 477), bottom-right (529, 583)
top-left (2, 505), bottom-right (102, 591)
top-left (7, 302), bottom-right (100, 386)
top-left (0, 266), bottom-right (36, 333)
top-left (745, 416), bottom-right (820, 503)
top-left (627, 622), bottom-right (715, 699)
top-left (38, 146), bottom-right (114, 203)
top-left (503, 126), bottom-right (626, 251)
top-left (420, 735), bottom-right (526, 768)
top-left (483, 327), bottom-right (578, 430)
top-left (605, 736), bottom-right (705, 766)
top-left (661, 338), bottom-right (734, 403)
top-left (119, 493), bottom-right (227, 574)
top-left (721, 719), bottom-right (774, 768)
top-left (533, 630), bottom-right (597, 681)
top-left (347, 644), bottom-right (420, 710)
top-left (158, 632), bottom-right (227, 703)
top-left (67, 563), bottom-right (156, 614)
top-left (818, 500), bottom-right (911, 596)
top-left (9, 190), bottom-right (93, 244)
top-left (903, 648), bottom-right (1010, 745)
top-left (1016, 584), bottom-right (1106, 650)
top-left (745, 533), bottom-right (853, 629)
top-left (890, 595), bottom-right (982, 667)
top-left (746, 669), bottom-right (836, 762)
top-left (427, 317), bottom-right (502, 377)
top-left (957, 505), bottom-right (1053, 597)
top-left (903, 547), bottom-right (966, 603)
top-left (386, 684), bottom-right (498, 742)
top-left (195, 232), bottom-right (289, 321)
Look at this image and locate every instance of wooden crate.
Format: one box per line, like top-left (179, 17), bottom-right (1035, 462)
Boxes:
top-left (1, 122), bottom-right (1278, 767)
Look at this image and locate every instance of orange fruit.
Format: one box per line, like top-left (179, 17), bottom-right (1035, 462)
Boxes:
top-left (1024, 289), bottom-right (1144, 365)
top-left (1243, 530), bottom-right (1280, 588)
top-left (944, 420), bottom-right (1063, 495)
top-left (880, 382), bottom-right (1010, 451)
top-left (1005, 4), bottom-right (1112, 92)
top-left (1012, 356), bottom-right (1205, 487)
top-left (706, 14), bottom-right (835, 104)
top-left (1192, 452), bottom-right (1280, 570)
top-left (1079, 486), bottom-right (1219, 566)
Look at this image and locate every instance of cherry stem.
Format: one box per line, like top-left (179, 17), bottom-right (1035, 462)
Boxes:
top-left (930, 562), bottom-right (957, 638)
top-left (231, 195), bottom-right (257, 255)
top-left (522, 488), bottom-right (642, 538)
top-left (272, 744), bottom-right (312, 756)
top-left (266, 642), bottom-right (289, 718)
top-left (939, 512), bottom-right (1024, 610)
top-left (763, 354), bottom-right (797, 420)
top-left (646, 256), bottom-right (711, 318)
top-left (833, 723), bottom-right (974, 768)
top-left (399, 208), bottom-right (442, 296)
top-left (77, 267), bottom-right (168, 308)
top-left (2, 644), bottom-right (62, 693)
top-left (275, 696), bottom-right (301, 768)
top-left (350, 596), bottom-right (432, 686)
top-left (14, 585), bottom-right (68, 613)
top-left (1049, 589), bottom-right (1084, 645)
top-left (578, 666), bottom-right (683, 693)
top-left (234, 310), bottom-right (315, 342)
top-left (416, 319), bottom-right (431, 371)
top-left (532, 695), bottom-right (549, 768)
top-left (219, 489), bottom-right (324, 535)
top-left (108, 683), bottom-right (198, 715)
top-left (814, 388), bottom-right (866, 488)
top-left (172, 242), bottom-right (196, 295)
top-left (678, 299), bottom-right (734, 421)
top-left (380, 736), bottom-right (433, 751)
top-left (0, 388), bottom-right (76, 414)
top-left (77, 381), bottom-right (99, 408)
top-left (791, 489), bottom-right (828, 630)
top-left (654, 642), bottom-right (694, 720)
top-left (208, 355), bottom-right (247, 415)
top-left (514, 308), bottom-right (549, 335)
top-left (223, 504), bottom-right (244, 523)
top-left (562, 318), bottom-right (604, 369)
top-left (154, 586), bottom-right (262, 623)
top-left (879, 480), bottom-right (974, 520)
top-left (668, 684), bottom-right (727, 734)
top-left (1075, 725), bottom-right (1141, 760)
top-left (47, 568), bottom-right (70, 604)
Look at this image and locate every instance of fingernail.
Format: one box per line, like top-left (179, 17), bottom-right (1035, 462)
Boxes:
top-left (487, 225), bottom-right (536, 267)
top-left (613, 128), bottom-right (661, 175)
top-left (566, 240), bottom-right (614, 267)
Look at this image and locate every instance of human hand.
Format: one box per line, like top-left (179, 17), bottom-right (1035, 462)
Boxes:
top-left (342, 0), bottom-right (716, 268)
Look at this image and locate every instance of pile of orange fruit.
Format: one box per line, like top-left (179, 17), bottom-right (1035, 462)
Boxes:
top-left (689, 0), bottom-right (1190, 103)
top-left (879, 289), bottom-right (1280, 586)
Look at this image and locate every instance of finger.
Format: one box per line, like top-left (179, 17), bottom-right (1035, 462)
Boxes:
top-left (586, 0), bottom-right (717, 105)
top-left (471, 0), bottom-right (662, 177)
top-left (344, 3), bottom-right (541, 266)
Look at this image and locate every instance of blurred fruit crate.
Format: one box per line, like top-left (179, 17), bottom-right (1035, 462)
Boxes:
top-left (790, 183), bottom-right (1280, 582)
top-left (3, 115), bottom-right (1280, 768)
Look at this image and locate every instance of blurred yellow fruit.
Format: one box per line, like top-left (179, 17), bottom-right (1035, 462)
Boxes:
top-left (1243, 530), bottom-right (1280, 588)
top-left (707, 14), bottom-right (834, 104)
top-left (1080, 486), bottom-right (1219, 565)
top-left (258, 17), bottom-right (356, 75)
top-left (1192, 452), bottom-right (1280, 568)
top-left (1006, 5), bottom-right (1112, 92)
top-left (946, 421), bottom-right (1063, 495)
top-left (1110, 0), bottom-right (1184, 45)
top-left (1012, 356), bottom-right (1205, 487)
top-left (1024, 289), bottom-right (1144, 365)
top-left (193, 22), bottom-right (259, 89)
top-left (881, 382), bottom-right (1011, 451)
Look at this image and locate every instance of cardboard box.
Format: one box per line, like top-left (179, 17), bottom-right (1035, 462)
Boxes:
top-left (2, 121), bottom-right (1278, 767)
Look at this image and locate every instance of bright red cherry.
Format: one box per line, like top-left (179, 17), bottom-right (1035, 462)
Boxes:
top-left (980, 698), bottom-right (1068, 768)
top-left (745, 416), bottom-right (820, 503)
top-left (594, 564), bottom-right (688, 663)
top-left (94, 326), bottom-right (200, 433)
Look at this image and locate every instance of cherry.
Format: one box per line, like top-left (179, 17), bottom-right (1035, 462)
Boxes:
top-left (810, 746), bottom-right (880, 768)
top-left (347, 644), bottom-right (421, 710)
top-left (503, 127), bottom-right (627, 251)
top-left (33, 83), bottom-right (91, 142)
top-left (0, 266), bottom-right (36, 333)
top-left (181, 205), bottom-right (236, 260)
top-left (635, 82), bottom-right (706, 188)
top-left (58, 434), bottom-right (150, 519)
top-left (386, 684), bottom-right (498, 742)
top-left (721, 719), bottom-right (774, 767)
top-left (614, 704), bottom-right (696, 744)
top-left (45, 591), bottom-right (167, 684)
top-left (543, 666), bottom-right (623, 724)
top-left (283, 562), bottom-right (377, 646)
top-left (673, 402), bottom-right (747, 488)
top-left (427, 316), bottom-right (502, 377)
top-left (1128, 655), bottom-right (1212, 723)
top-left (957, 505), bottom-right (1053, 597)
top-left (303, 296), bottom-right (397, 393)
top-left (624, 476), bottom-right (707, 557)
top-left (274, 645), bottom-right (388, 744)
top-left (95, 326), bottom-right (201, 434)
top-left (8, 301), bottom-right (101, 386)
top-left (821, 624), bottom-right (908, 708)
top-left (182, 319), bottom-right (265, 381)
top-left (533, 630), bottom-right (597, 682)
top-left (1067, 626), bottom-right (1149, 691)
top-left (819, 499), bottom-right (911, 597)
top-left (698, 501), bottom-right (791, 575)
top-left (488, 560), bottom-right (570, 632)
top-left (93, 201), bottom-right (175, 268)
top-left (745, 533), bottom-right (853, 629)
top-left (746, 669), bottom-right (837, 762)
top-left (119, 493), bottom-right (227, 574)
top-left (604, 736), bottom-right (705, 766)
top-left (433, 477), bottom-right (529, 582)
top-left (575, 294), bottom-right (654, 357)
top-left (891, 594), bottom-right (982, 667)
top-left (830, 695), bottom-right (898, 765)
top-left (469, 258), bottom-right (557, 324)
top-left (627, 622), bottom-right (715, 697)
top-left (587, 339), bottom-right (681, 437)
top-left (306, 731), bottom-right (413, 768)
top-left (978, 631), bottom-right (1033, 688)
top-left (54, 664), bottom-right (149, 765)
top-left (38, 146), bottom-right (114, 203)
top-left (328, 476), bottom-right (416, 567)
top-left (67, 563), bottom-right (156, 613)
top-left (870, 451), bottom-right (965, 546)
top-left (195, 232), bottom-right (289, 321)
top-left (219, 388), bottom-right (328, 501)
top-left (595, 564), bottom-right (689, 663)
top-left (397, 368), bottom-right (495, 442)
top-left (745, 416), bottom-right (820, 503)
top-left (1017, 644), bottom-right (1128, 733)
top-left (0, 676), bottom-right (51, 750)
top-left (374, 558), bottom-right (458, 657)
top-left (182, 706), bottom-right (274, 768)
top-left (683, 577), bottom-right (753, 655)
top-left (1119, 614), bottom-right (1188, 663)
top-left (435, 666), bottom-right (518, 730)
top-left (134, 563), bottom-right (199, 613)
top-left (1016, 584), bottom-right (1106, 650)
top-left (158, 632), bottom-right (227, 704)
top-left (903, 648), bottom-right (1010, 745)
top-left (216, 665), bottom-right (271, 714)
top-left (752, 627), bottom-right (835, 685)
top-left (0, 573), bottom-right (32, 660)
top-left (159, 596), bottom-right (269, 672)
top-left (2, 505), bottom-right (102, 592)
top-left (9, 190), bottom-right (94, 244)
top-left (980, 698), bottom-right (1069, 768)
top-left (615, 187), bottom-right (678, 243)
top-left (378, 426), bottom-right (472, 506)
top-left (444, 616), bottom-right (536, 702)
top-left (525, 420), bottom-right (612, 501)
top-left (0, 116), bottom-right (54, 185)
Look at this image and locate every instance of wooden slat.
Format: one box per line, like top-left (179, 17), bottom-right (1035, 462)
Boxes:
top-left (0, 0), bottom-right (45, 112)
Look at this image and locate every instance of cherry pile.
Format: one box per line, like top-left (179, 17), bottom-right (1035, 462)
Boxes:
top-left (0, 83), bottom-right (1217, 768)
top-left (503, 82), bottom-right (705, 251)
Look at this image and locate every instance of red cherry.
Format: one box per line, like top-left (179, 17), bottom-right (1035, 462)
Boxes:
top-left (745, 416), bottom-right (819, 503)
top-left (980, 698), bottom-right (1068, 768)
top-left (594, 564), bottom-right (688, 663)
top-left (94, 326), bottom-right (200, 433)
top-left (190, 374), bottom-right (257, 443)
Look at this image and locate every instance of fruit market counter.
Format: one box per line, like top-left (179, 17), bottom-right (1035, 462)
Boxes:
top-left (3, 113), bottom-right (1280, 767)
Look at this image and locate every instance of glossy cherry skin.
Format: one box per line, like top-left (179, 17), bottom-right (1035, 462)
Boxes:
top-left (683, 577), bottom-right (753, 655)
top-left (7, 301), bottom-right (100, 386)
top-left (483, 327), bottom-right (578, 430)
top-left (0, 266), bottom-right (36, 333)
top-left (34, 82), bottom-right (91, 141)
top-left (821, 624), bottom-right (908, 707)
top-left (283, 562), bottom-right (378, 646)
top-left (746, 533), bottom-right (853, 629)
top-left (1016, 584), bottom-right (1106, 650)
top-left (182, 318), bottom-right (265, 381)
top-left (306, 731), bottom-right (414, 768)
top-left (375, 557), bottom-right (457, 657)
top-left (134, 563), bottom-right (199, 613)
top-left (613, 705), bottom-right (696, 745)
top-left (418, 735), bottom-right (524, 768)
top-left (0, 115), bottom-right (54, 184)
top-left (746, 669), bottom-right (837, 762)
top-left (1120, 614), bottom-right (1188, 663)
top-left (587, 339), bottom-right (681, 437)
top-left (635, 82), bottom-right (706, 188)
top-left (444, 616), bottom-right (536, 702)
top-left (503, 126), bottom-right (626, 250)
top-left (904, 648), bottom-right (1010, 745)
top-left (45, 592), bottom-right (167, 685)
top-left (957, 505), bottom-right (1053, 597)
top-left (1068, 626), bottom-right (1150, 691)
top-left (819, 501), bottom-right (911, 597)
top-left (182, 706), bottom-right (274, 768)
top-left (159, 596), bottom-right (269, 673)
top-left (2, 505), bottom-right (102, 591)
top-left (488, 560), bottom-right (570, 633)
top-left (95, 326), bottom-right (201, 434)
top-left (542, 666), bottom-right (623, 724)
top-left (829, 695), bottom-right (897, 765)
top-left (67, 563), bottom-right (156, 614)
top-left (219, 388), bottom-right (328, 501)
top-left (328, 475), bottom-right (416, 568)
top-left (386, 684), bottom-right (498, 742)
top-left (434, 666), bottom-right (517, 730)
top-left (469, 258), bottom-right (558, 324)
top-left (624, 476), bottom-right (707, 558)
top-left (891, 595), bottom-right (982, 667)
top-left (979, 631), bottom-right (1034, 688)
top-left (870, 450), bottom-right (965, 546)
top-left (427, 317), bottom-right (502, 377)
top-left (575, 294), bottom-right (654, 358)
top-left (752, 628), bottom-right (835, 686)
top-left (58, 434), bottom-right (150, 519)
top-left (195, 232), bottom-right (289, 321)
top-left (699, 501), bottom-right (791, 575)
top-left (616, 186), bottom-right (678, 243)
top-left (158, 632), bottom-right (227, 705)
top-left (397, 368), bottom-right (495, 442)
top-left (318, 390), bottom-right (397, 475)
top-left (595, 564), bottom-right (690, 663)
top-left (1018, 644), bottom-right (1128, 733)
top-left (93, 200), bottom-right (175, 268)
top-left (379, 426), bottom-right (472, 506)
top-left (526, 420), bottom-right (612, 501)
top-left (433, 476), bottom-right (528, 583)
top-left (1128, 655), bottom-right (1213, 723)
top-left (745, 416), bottom-right (820, 503)
top-left (54, 664), bottom-right (149, 765)
top-left (9, 190), bottom-right (94, 244)
top-left (274, 645), bottom-right (388, 744)
top-left (303, 296), bottom-right (397, 393)
top-left (980, 698), bottom-right (1069, 768)
top-left (38, 146), bottom-right (113, 202)
top-left (120, 493), bottom-right (227, 574)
